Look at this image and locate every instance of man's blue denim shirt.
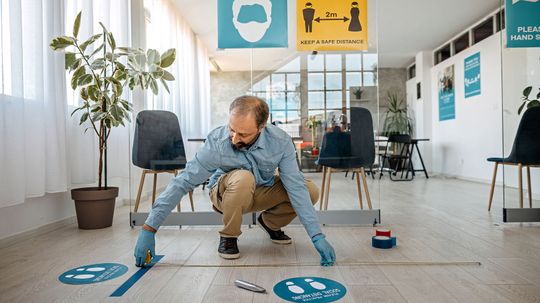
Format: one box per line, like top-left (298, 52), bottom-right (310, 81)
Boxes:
top-left (145, 124), bottom-right (322, 238)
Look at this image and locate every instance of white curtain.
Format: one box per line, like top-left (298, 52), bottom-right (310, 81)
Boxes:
top-left (144, 0), bottom-right (211, 143)
top-left (0, 0), bottom-right (68, 207)
top-left (0, 0), bottom-right (132, 207)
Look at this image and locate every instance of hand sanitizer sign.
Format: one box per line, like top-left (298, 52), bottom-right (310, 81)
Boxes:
top-left (59, 263), bottom-right (128, 285)
top-left (273, 277), bottom-right (347, 302)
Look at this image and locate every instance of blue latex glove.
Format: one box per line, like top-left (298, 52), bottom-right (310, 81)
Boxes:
top-left (312, 233), bottom-right (336, 266)
top-left (134, 229), bottom-right (156, 267)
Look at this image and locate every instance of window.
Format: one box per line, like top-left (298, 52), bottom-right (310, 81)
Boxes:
top-left (434, 44), bottom-right (451, 65)
top-left (473, 18), bottom-right (494, 45)
top-left (407, 64), bottom-right (416, 80)
top-left (496, 9), bottom-right (505, 32)
top-left (453, 32), bottom-right (470, 54)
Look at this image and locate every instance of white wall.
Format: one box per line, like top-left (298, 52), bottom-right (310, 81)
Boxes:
top-left (412, 32), bottom-right (539, 199)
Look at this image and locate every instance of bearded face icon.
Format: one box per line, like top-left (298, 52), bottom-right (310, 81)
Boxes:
top-left (232, 0), bottom-right (272, 43)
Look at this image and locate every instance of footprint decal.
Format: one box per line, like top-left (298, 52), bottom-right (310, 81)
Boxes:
top-left (59, 263), bottom-right (128, 285)
top-left (305, 278), bottom-right (326, 290)
top-left (286, 281), bottom-right (305, 294)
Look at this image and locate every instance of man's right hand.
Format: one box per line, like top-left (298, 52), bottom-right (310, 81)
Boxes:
top-left (134, 225), bottom-right (156, 267)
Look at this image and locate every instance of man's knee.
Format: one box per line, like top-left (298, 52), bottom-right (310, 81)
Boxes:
top-left (226, 169), bottom-right (256, 189)
top-left (305, 179), bottom-right (319, 205)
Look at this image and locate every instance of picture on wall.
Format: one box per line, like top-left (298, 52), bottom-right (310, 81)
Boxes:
top-left (438, 65), bottom-right (455, 121)
top-left (218, 0), bottom-right (288, 49)
top-left (464, 52), bottom-right (481, 98)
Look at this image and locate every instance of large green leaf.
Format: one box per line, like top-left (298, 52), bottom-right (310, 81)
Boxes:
top-left (71, 66), bottom-right (86, 90)
top-left (147, 49), bottom-right (160, 65)
top-left (107, 32), bottom-right (116, 50)
top-left (77, 74), bottom-right (93, 86)
top-left (91, 58), bottom-right (106, 70)
top-left (161, 70), bottom-right (175, 81)
top-left (73, 11), bottom-right (82, 38)
top-left (518, 101), bottom-right (527, 115)
top-left (80, 112), bottom-right (89, 125)
top-left (523, 86), bottom-right (533, 98)
top-left (160, 49), bottom-right (176, 68)
top-left (50, 36), bottom-right (75, 50)
top-left (65, 52), bottom-right (77, 70)
top-left (80, 34), bottom-right (102, 52)
top-left (149, 78), bottom-right (158, 95)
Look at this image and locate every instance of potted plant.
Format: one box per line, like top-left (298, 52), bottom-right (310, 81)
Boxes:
top-left (381, 90), bottom-right (413, 137)
top-left (50, 12), bottom-right (176, 229)
top-left (519, 85), bottom-right (540, 114)
top-left (305, 116), bottom-right (322, 155)
top-left (353, 87), bottom-right (364, 100)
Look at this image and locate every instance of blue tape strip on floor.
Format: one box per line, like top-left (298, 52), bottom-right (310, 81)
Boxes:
top-left (110, 255), bottom-right (164, 297)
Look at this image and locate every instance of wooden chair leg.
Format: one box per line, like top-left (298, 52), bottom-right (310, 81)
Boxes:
top-left (134, 170), bottom-right (147, 213)
top-left (319, 166), bottom-right (327, 210)
top-left (527, 166), bottom-right (532, 208)
top-left (518, 164), bottom-right (523, 208)
top-left (324, 168), bottom-right (332, 210)
top-left (355, 171), bottom-right (363, 209)
top-left (188, 191), bottom-right (195, 212)
top-left (152, 173), bottom-right (158, 205)
top-left (488, 163), bottom-right (498, 211)
top-left (361, 167), bottom-right (373, 209)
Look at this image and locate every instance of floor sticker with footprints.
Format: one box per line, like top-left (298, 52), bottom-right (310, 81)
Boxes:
top-left (58, 263), bottom-right (128, 285)
top-left (274, 277), bottom-right (347, 302)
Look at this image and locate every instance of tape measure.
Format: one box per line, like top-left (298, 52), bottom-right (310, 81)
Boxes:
top-left (372, 229), bottom-right (397, 249)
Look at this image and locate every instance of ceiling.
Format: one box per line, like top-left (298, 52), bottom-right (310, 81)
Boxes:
top-left (172, 0), bottom-right (501, 71)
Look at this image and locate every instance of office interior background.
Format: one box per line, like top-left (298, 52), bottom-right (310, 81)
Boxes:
top-left (1, 0), bottom-right (540, 302)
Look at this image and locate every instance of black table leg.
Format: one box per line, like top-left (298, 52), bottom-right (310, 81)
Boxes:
top-left (414, 143), bottom-right (429, 178)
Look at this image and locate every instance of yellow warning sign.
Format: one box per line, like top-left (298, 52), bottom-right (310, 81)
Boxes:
top-left (297, 0), bottom-right (368, 51)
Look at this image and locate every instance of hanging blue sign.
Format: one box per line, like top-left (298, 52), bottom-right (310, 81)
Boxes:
top-left (438, 65), bottom-right (456, 121)
top-left (218, 0), bottom-right (288, 49)
top-left (505, 0), bottom-right (540, 48)
top-left (273, 277), bottom-right (347, 303)
top-left (59, 263), bottom-right (128, 285)
top-left (464, 52), bottom-right (481, 98)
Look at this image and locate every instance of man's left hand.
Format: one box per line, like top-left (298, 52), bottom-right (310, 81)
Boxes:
top-left (312, 233), bottom-right (336, 266)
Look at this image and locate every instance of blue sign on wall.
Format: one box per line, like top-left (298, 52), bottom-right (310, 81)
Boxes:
top-left (506, 0), bottom-right (540, 48)
top-left (439, 65), bottom-right (456, 121)
top-left (273, 277), bottom-right (347, 303)
top-left (464, 52), bottom-right (481, 98)
top-left (218, 0), bottom-right (288, 49)
top-left (59, 263), bottom-right (128, 285)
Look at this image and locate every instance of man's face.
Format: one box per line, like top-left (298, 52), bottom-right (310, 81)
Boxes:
top-left (228, 112), bottom-right (261, 149)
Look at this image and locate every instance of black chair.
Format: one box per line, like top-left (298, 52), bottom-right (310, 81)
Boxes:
top-left (132, 110), bottom-right (194, 213)
top-left (316, 107), bottom-right (375, 210)
top-left (379, 134), bottom-right (414, 181)
top-left (487, 106), bottom-right (540, 211)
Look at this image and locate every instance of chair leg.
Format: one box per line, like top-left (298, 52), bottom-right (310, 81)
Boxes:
top-left (134, 170), bottom-right (147, 213)
top-left (518, 164), bottom-right (523, 208)
top-left (355, 171), bottom-right (363, 210)
top-left (527, 166), bottom-right (532, 208)
top-left (152, 173), bottom-right (158, 205)
top-left (324, 168), bottom-right (332, 210)
top-left (488, 163), bottom-right (498, 211)
top-left (361, 167), bottom-right (373, 209)
top-left (188, 191), bottom-right (195, 212)
top-left (319, 166), bottom-right (327, 210)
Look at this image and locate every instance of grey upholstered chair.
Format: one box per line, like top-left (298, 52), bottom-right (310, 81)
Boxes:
top-left (132, 110), bottom-right (194, 212)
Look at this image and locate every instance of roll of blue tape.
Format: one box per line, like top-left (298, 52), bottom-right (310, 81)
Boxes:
top-left (372, 236), bottom-right (393, 249)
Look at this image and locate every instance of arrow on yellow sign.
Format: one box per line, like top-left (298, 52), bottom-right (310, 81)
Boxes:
top-left (315, 16), bottom-right (350, 22)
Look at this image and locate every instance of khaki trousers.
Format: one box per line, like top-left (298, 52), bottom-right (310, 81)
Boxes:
top-left (210, 169), bottom-right (319, 238)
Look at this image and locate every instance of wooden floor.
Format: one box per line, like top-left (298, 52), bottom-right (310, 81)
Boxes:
top-left (1, 174), bottom-right (540, 303)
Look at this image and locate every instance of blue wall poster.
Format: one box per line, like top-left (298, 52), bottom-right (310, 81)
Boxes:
top-left (58, 263), bottom-right (128, 285)
top-left (273, 277), bottom-right (347, 303)
top-left (464, 52), bottom-right (481, 98)
top-left (218, 0), bottom-right (288, 49)
top-left (505, 0), bottom-right (540, 48)
top-left (439, 65), bottom-right (456, 121)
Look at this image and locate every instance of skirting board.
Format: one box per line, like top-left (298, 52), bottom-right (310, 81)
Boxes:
top-left (503, 208), bottom-right (540, 222)
top-left (0, 216), bottom-right (77, 248)
top-left (130, 210), bottom-right (381, 227)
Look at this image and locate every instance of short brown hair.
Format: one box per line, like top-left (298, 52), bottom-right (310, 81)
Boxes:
top-left (229, 95), bottom-right (269, 129)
